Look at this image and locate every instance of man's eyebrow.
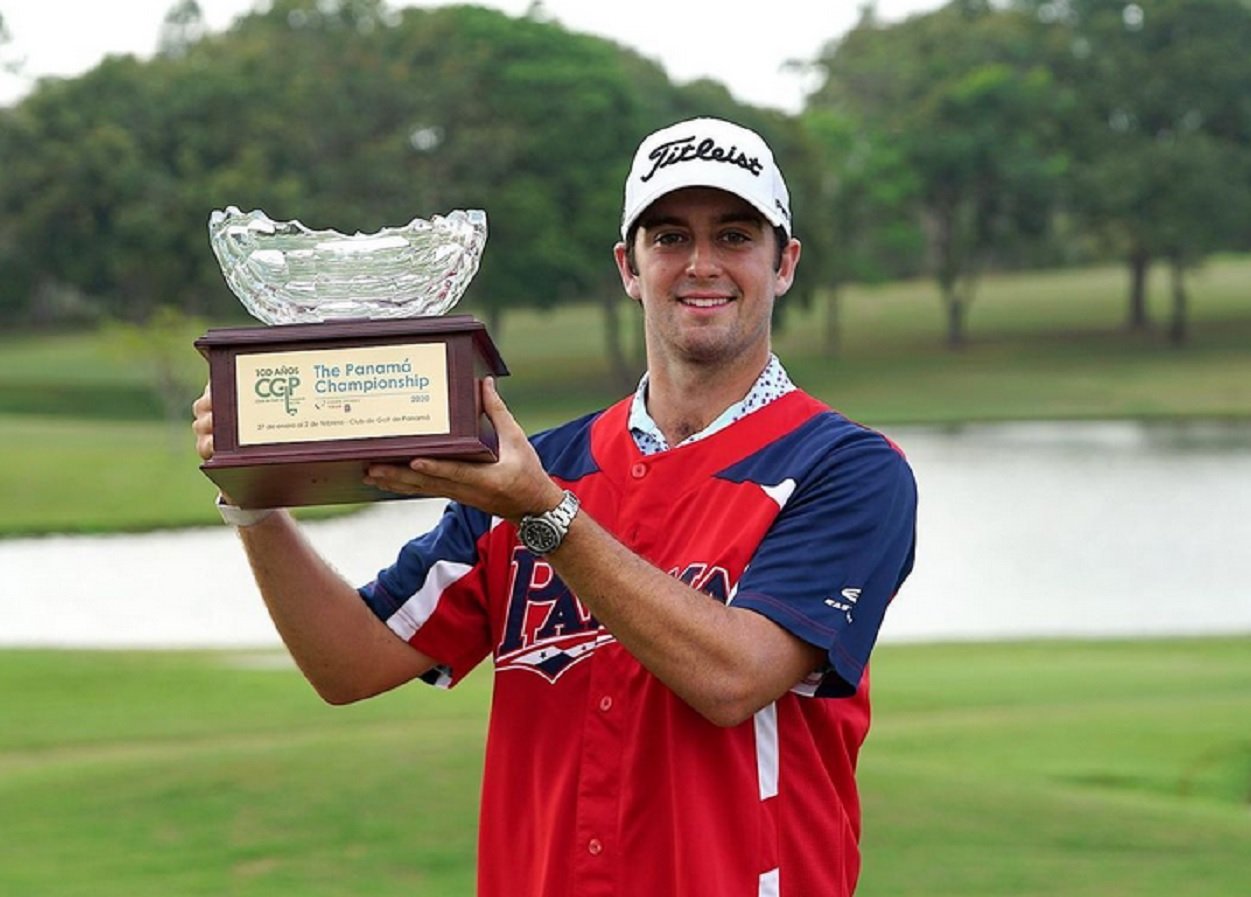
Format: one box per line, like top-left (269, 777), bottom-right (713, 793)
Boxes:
top-left (637, 214), bottom-right (685, 231)
top-left (638, 212), bottom-right (766, 230)
top-left (717, 212), bottom-right (766, 228)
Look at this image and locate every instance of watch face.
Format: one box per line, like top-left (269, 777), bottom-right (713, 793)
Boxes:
top-left (521, 519), bottom-right (561, 555)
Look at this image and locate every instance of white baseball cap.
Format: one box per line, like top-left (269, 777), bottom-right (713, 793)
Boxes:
top-left (620, 117), bottom-right (793, 241)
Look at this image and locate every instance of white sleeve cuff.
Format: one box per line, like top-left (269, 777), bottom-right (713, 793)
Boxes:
top-left (215, 494), bottom-right (278, 527)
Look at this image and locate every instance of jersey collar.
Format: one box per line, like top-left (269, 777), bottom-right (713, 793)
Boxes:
top-left (627, 354), bottom-right (795, 456)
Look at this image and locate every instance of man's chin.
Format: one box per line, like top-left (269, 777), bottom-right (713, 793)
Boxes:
top-left (676, 338), bottom-right (742, 367)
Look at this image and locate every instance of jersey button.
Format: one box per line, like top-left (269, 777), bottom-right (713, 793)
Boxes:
top-left (587, 838), bottom-right (604, 856)
top-left (599, 696), bottom-right (613, 712)
top-left (630, 462), bottom-right (647, 479)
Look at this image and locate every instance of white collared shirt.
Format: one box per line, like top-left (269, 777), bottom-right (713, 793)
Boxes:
top-left (627, 354), bottom-right (796, 456)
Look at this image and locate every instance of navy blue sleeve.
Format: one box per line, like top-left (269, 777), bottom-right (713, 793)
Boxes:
top-left (358, 499), bottom-right (492, 622)
top-left (731, 430), bottom-right (917, 697)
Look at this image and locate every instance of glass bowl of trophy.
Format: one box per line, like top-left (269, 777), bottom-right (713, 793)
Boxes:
top-left (195, 206), bottom-right (506, 509)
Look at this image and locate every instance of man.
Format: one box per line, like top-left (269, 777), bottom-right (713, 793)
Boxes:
top-left (193, 117), bottom-right (917, 897)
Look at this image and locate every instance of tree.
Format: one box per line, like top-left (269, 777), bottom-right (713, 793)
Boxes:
top-left (102, 305), bottom-right (208, 433)
top-left (0, 57), bottom-right (172, 321)
top-left (1016, 0), bottom-right (1251, 342)
top-left (797, 107), bottom-right (921, 354)
top-left (0, 10), bottom-right (16, 74)
top-left (158, 0), bottom-right (207, 58)
top-left (810, 1), bottom-right (1071, 348)
top-left (0, 0), bottom-right (732, 364)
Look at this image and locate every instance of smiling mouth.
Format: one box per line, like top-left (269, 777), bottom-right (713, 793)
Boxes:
top-left (679, 297), bottom-right (732, 308)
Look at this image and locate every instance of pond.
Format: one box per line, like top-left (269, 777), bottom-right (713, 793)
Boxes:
top-left (2, 420), bottom-right (1249, 648)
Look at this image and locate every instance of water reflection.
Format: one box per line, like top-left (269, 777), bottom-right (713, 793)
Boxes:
top-left (922, 418), bottom-right (1251, 455)
top-left (1, 420), bottom-right (1248, 648)
top-left (879, 419), bottom-right (1251, 643)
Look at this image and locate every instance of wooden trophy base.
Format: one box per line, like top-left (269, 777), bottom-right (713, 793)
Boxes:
top-left (195, 315), bottom-right (508, 508)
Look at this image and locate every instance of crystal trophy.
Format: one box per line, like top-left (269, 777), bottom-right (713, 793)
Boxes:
top-left (195, 207), bottom-right (508, 509)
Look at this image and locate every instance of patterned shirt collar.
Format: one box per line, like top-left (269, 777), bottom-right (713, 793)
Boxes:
top-left (627, 354), bottom-right (795, 456)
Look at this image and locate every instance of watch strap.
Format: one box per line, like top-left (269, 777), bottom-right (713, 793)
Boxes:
top-left (519, 489), bottom-right (580, 555)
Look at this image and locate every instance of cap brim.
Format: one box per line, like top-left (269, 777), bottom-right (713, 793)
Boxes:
top-left (621, 170), bottom-right (789, 241)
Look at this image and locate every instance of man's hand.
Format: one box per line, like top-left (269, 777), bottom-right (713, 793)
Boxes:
top-left (363, 378), bottom-right (565, 521)
top-left (192, 383), bottom-right (214, 461)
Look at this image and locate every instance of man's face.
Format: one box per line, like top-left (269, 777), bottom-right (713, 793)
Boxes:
top-left (614, 187), bottom-right (800, 372)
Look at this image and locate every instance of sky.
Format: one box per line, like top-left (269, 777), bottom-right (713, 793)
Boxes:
top-left (0, 0), bottom-right (945, 111)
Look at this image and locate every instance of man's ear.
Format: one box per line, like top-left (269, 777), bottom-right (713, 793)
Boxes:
top-left (773, 238), bottom-right (802, 297)
top-left (614, 242), bottom-right (642, 301)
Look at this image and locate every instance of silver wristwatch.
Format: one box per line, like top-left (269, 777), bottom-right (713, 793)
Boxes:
top-left (517, 490), bottom-right (580, 556)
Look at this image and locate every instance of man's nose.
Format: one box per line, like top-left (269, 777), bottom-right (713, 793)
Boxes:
top-left (685, 237), bottom-right (721, 277)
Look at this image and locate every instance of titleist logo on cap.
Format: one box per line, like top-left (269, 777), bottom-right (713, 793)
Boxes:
top-left (640, 135), bottom-right (765, 183)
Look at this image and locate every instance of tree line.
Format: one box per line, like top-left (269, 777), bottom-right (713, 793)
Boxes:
top-left (810, 0), bottom-right (1251, 347)
top-left (1, 0), bottom-right (1248, 361)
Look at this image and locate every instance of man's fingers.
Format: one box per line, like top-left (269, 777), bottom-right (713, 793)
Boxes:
top-left (407, 456), bottom-right (472, 482)
top-left (191, 383), bottom-right (214, 460)
top-left (195, 425), bottom-right (214, 461)
top-left (364, 382), bottom-right (550, 518)
top-left (481, 378), bottom-right (526, 443)
top-left (365, 462), bottom-right (442, 496)
top-left (192, 383), bottom-right (212, 415)
top-left (482, 376), bottom-right (503, 409)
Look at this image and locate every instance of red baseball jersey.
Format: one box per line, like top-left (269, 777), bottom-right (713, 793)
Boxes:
top-left (360, 389), bottom-right (917, 896)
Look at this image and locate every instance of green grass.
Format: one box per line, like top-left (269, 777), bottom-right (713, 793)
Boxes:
top-left (1, 256), bottom-right (1249, 534)
top-left (0, 651), bottom-right (485, 897)
top-left (0, 416), bottom-right (216, 533)
top-left (0, 416), bottom-right (349, 535)
top-left (857, 639), bottom-right (1251, 896)
top-left (0, 638), bottom-right (1246, 896)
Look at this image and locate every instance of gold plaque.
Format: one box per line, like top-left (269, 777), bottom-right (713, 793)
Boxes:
top-left (195, 317), bottom-right (507, 509)
top-left (234, 343), bottom-right (451, 446)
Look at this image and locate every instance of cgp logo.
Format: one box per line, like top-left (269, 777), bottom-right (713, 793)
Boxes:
top-left (252, 366), bottom-right (302, 416)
